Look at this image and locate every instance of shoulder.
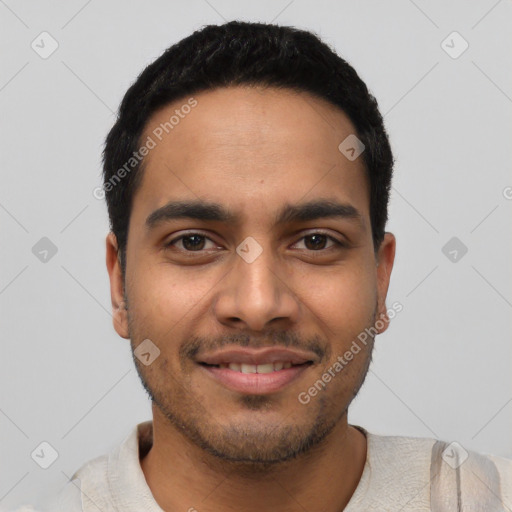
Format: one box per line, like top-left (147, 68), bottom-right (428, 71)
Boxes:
top-left (41, 454), bottom-right (112, 512)
top-left (15, 453), bottom-right (114, 512)
top-left (363, 427), bottom-right (512, 509)
top-left (362, 428), bottom-right (437, 469)
top-left (434, 443), bottom-right (512, 509)
top-left (41, 423), bottom-right (145, 512)
top-left (363, 426), bottom-right (512, 475)
top-left (486, 453), bottom-right (512, 507)
top-left (8, 507), bottom-right (43, 512)
top-left (487, 452), bottom-right (512, 478)
top-left (8, 455), bottom-right (108, 512)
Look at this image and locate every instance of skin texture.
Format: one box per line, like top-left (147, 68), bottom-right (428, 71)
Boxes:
top-left (106, 85), bottom-right (396, 512)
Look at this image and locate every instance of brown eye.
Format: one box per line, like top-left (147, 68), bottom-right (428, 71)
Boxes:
top-left (181, 234), bottom-right (206, 251)
top-left (304, 234), bottom-right (329, 250)
top-left (293, 233), bottom-right (344, 251)
top-left (165, 233), bottom-right (216, 251)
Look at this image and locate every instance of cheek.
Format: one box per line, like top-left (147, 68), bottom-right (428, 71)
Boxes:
top-left (126, 262), bottom-right (215, 339)
top-left (300, 263), bottom-right (377, 334)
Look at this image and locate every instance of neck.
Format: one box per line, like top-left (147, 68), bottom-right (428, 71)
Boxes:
top-left (141, 406), bottom-right (367, 512)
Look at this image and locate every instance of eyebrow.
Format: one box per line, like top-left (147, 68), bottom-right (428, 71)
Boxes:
top-left (145, 199), bottom-right (363, 232)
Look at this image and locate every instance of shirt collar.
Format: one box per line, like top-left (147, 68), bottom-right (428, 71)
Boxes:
top-left (106, 421), bottom-right (372, 511)
top-left (107, 420), bottom-right (164, 511)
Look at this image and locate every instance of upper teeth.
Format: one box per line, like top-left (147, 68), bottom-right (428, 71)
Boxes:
top-left (218, 362), bottom-right (293, 373)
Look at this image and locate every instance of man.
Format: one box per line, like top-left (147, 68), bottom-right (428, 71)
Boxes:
top-left (20, 20), bottom-right (511, 512)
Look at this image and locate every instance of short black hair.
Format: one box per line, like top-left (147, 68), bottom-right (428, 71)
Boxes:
top-left (102, 20), bottom-right (394, 275)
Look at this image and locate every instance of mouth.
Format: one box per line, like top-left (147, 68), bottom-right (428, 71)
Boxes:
top-left (195, 346), bottom-right (319, 394)
top-left (199, 361), bottom-right (313, 373)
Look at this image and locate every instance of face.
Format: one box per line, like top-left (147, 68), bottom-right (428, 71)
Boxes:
top-left (106, 85), bottom-right (395, 465)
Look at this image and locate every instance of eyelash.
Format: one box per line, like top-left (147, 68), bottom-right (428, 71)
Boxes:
top-left (164, 231), bottom-right (347, 252)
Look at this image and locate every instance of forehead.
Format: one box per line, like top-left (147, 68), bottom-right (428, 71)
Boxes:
top-left (133, 85), bottom-right (370, 228)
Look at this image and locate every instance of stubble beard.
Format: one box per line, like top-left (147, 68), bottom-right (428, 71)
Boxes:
top-left (127, 304), bottom-right (376, 471)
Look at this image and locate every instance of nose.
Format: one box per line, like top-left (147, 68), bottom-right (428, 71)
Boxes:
top-left (212, 240), bottom-right (301, 332)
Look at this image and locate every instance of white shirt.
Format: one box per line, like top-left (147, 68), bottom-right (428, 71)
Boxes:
top-left (15, 421), bottom-right (512, 511)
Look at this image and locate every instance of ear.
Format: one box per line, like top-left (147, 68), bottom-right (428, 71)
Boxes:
top-left (106, 232), bottom-right (130, 339)
top-left (375, 232), bottom-right (396, 334)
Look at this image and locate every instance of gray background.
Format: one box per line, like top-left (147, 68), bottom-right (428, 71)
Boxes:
top-left (1, 0), bottom-right (511, 509)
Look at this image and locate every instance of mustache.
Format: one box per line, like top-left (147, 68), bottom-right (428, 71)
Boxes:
top-left (181, 330), bottom-right (328, 363)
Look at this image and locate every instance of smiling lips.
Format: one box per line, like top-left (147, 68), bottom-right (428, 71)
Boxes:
top-left (198, 346), bottom-right (317, 364)
top-left (197, 346), bottom-right (317, 394)
top-left (216, 361), bottom-right (294, 373)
